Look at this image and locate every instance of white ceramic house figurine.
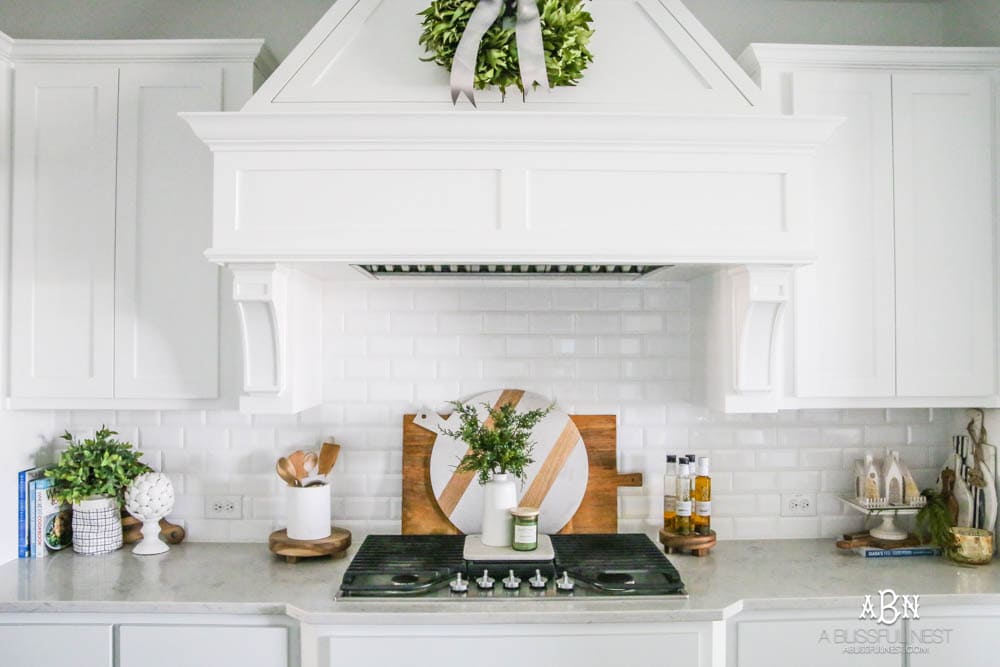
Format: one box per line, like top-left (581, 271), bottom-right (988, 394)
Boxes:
top-left (124, 473), bottom-right (175, 555)
top-left (861, 454), bottom-right (882, 503)
top-left (882, 450), bottom-right (905, 506)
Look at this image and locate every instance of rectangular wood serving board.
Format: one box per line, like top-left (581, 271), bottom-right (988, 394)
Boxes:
top-left (402, 414), bottom-right (642, 535)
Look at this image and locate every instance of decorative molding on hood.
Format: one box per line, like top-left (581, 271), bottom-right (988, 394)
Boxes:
top-left (182, 0), bottom-right (843, 414)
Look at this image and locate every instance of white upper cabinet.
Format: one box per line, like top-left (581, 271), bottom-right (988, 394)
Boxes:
top-left (114, 64), bottom-right (223, 399)
top-left (742, 45), bottom-right (1000, 406)
top-left (10, 65), bottom-right (119, 398)
top-left (790, 70), bottom-right (896, 398)
top-left (893, 72), bottom-right (995, 397)
top-left (6, 41), bottom-right (272, 407)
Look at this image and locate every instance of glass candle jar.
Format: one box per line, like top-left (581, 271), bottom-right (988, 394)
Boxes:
top-left (510, 507), bottom-right (540, 551)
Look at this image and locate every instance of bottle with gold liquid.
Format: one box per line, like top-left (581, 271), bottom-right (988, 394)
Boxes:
top-left (675, 458), bottom-right (692, 535)
top-left (662, 454), bottom-right (677, 530)
top-left (694, 456), bottom-right (712, 535)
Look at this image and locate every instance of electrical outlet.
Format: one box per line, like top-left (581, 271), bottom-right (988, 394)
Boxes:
top-left (781, 493), bottom-right (817, 517)
top-left (205, 495), bottom-right (243, 519)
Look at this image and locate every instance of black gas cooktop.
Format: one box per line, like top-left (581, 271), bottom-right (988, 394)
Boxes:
top-left (338, 533), bottom-right (686, 599)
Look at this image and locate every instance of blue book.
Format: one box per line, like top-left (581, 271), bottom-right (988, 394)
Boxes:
top-left (855, 546), bottom-right (942, 558)
top-left (17, 467), bottom-right (47, 558)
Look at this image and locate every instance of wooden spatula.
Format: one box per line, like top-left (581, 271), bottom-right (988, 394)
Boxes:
top-left (318, 440), bottom-right (341, 476)
top-left (288, 450), bottom-right (308, 481)
top-left (276, 457), bottom-right (299, 487)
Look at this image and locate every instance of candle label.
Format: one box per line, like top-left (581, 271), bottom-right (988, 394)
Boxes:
top-left (514, 524), bottom-right (537, 545)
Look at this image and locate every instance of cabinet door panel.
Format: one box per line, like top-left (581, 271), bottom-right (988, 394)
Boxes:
top-left (114, 64), bottom-right (222, 399)
top-left (909, 615), bottom-right (1000, 665)
top-left (10, 65), bottom-right (118, 398)
top-left (119, 625), bottom-right (287, 667)
top-left (737, 619), bottom-right (899, 667)
top-left (893, 72), bottom-right (995, 397)
top-left (791, 70), bottom-right (895, 398)
top-left (0, 624), bottom-right (112, 666)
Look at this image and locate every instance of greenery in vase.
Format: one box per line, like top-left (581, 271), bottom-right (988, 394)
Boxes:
top-left (46, 427), bottom-right (150, 506)
top-left (915, 488), bottom-right (958, 560)
top-left (418, 0), bottom-right (595, 95)
top-left (440, 400), bottom-right (553, 484)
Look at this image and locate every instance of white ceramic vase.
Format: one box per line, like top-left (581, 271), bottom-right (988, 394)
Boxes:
top-left (124, 472), bottom-right (175, 556)
top-left (71, 495), bottom-right (123, 556)
top-left (286, 485), bottom-right (331, 540)
top-left (481, 473), bottom-right (517, 547)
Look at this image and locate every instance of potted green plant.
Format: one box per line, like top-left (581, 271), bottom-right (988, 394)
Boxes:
top-left (46, 427), bottom-right (150, 555)
top-left (440, 400), bottom-right (551, 547)
top-left (915, 488), bottom-right (959, 562)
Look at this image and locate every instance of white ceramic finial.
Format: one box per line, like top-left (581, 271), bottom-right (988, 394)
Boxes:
top-left (124, 472), bottom-right (175, 555)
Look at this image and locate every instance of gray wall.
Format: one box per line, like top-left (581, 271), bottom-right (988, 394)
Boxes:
top-left (946, 0), bottom-right (1000, 46)
top-left (0, 1), bottom-right (966, 62)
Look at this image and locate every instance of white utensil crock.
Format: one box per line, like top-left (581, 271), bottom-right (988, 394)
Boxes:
top-left (286, 485), bottom-right (331, 540)
top-left (481, 474), bottom-right (517, 547)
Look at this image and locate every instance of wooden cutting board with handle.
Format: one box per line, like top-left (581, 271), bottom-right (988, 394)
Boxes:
top-left (403, 392), bottom-right (641, 534)
top-left (414, 389), bottom-right (589, 535)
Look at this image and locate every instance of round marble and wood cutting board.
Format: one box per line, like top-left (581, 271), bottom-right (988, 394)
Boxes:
top-left (413, 389), bottom-right (589, 535)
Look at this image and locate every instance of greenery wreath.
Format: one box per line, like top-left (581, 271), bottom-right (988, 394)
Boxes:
top-left (418, 0), bottom-right (595, 96)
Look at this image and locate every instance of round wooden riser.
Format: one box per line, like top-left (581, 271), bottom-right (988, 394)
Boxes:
top-left (269, 526), bottom-right (351, 564)
top-left (659, 528), bottom-right (716, 557)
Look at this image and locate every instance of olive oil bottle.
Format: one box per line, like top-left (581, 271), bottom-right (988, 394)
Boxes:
top-left (694, 456), bottom-right (712, 535)
top-left (675, 458), bottom-right (692, 535)
top-left (662, 454), bottom-right (677, 530)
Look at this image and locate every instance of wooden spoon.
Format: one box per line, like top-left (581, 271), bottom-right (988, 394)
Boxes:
top-left (288, 450), bottom-right (308, 481)
top-left (275, 457), bottom-right (299, 487)
top-left (303, 451), bottom-right (319, 476)
top-left (318, 441), bottom-right (341, 476)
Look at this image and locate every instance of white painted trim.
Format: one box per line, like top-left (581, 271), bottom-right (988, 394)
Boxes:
top-left (778, 396), bottom-right (1000, 410)
top-left (7, 38), bottom-right (269, 65)
top-left (5, 397), bottom-right (238, 410)
top-left (739, 44), bottom-right (1000, 78)
top-left (183, 111), bottom-right (841, 152)
top-left (0, 32), bottom-right (13, 63)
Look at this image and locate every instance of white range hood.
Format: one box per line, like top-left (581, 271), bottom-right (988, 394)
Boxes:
top-left (184, 0), bottom-right (840, 415)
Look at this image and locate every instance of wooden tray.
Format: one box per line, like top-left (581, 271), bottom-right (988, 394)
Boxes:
top-left (268, 526), bottom-right (351, 563)
top-left (659, 528), bottom-right (717, 557)
top-left (403, 414), bottom-right (641, 534)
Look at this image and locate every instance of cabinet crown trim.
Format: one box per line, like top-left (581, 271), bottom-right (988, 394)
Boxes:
top-left (739, 44), bottom-right (1000, 77)
top-left (6, 38), bottom-right (275, 70)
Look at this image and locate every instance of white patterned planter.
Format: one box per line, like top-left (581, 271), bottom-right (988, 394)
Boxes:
top-left (72, 495), bottom-right (123, 555)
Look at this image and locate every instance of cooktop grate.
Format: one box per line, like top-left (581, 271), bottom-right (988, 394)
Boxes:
top-left (551, 533), bottom-right (677, 571)
top-left (345, 534), bottom-right (466, 573)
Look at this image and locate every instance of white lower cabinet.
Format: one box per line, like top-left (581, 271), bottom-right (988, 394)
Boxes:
top-left (907, 606), bottom-right (1000, 666)
top-left (0, 623), bottom-right (113, 666)
top-left (0, 613), bottom-right (294, 667)
top-left (730, 609), bottom-right (901, 667)
top-left (304, 622), bottom-right (722, 667)
top-left (119, 624), bottom-right (289, 667)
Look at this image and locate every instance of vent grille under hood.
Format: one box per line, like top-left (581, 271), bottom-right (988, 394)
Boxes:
top-left (354, 264), bottom-right (672, 280)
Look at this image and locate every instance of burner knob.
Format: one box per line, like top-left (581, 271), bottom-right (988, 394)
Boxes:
top-left (502, 569), bottom-right (522, 590)
top-left (449, 572), bottom-right (468, 593)
top-left (556, 571), bottom-right (575, 592)
top-left (528, 569), bottom-right (548, 590)
top-left (476, 569), bottom-right (495, 590)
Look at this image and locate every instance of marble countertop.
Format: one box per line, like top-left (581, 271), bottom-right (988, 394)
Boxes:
top-left (1, 536), bottom-right (998, 624)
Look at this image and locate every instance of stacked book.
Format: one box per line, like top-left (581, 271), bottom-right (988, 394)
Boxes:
top-left (17, 466), bottom-right (72, 558)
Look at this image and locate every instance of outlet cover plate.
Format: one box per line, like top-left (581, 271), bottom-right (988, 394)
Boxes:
top-left (781, 493), bottom-right (817, 517)
top-left (206, 495), bottom-right (243, 519)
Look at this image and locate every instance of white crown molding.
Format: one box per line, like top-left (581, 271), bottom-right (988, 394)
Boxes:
top-left (0, 31), bottom-right (13, 63)
top-left (7, 38), bottom-right (272, 66)
top-left (183, 111), bottom-right (841, 154)
top-left (740, 43), bottom-right (1000, 77)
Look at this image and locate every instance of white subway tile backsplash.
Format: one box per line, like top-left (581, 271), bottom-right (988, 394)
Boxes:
top-left (64, 279), bottom-right (962, 541)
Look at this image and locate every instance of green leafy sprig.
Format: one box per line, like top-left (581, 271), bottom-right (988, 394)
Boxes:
top-left (915, 488), bottom-right (959, 561)
top-left (45, 427), bottom-right (150, 506)
top-left (440, 400), bottom-right (553, 484)
top-left (418, 0), bottom-right (595, 95)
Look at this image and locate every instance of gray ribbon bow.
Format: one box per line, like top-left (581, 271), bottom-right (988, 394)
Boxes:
top-left (450, 0), bottom-right (551, 107)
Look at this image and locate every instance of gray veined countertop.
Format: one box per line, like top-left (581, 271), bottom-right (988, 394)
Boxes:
top-left (1, 536), bottom-right (998, 625)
